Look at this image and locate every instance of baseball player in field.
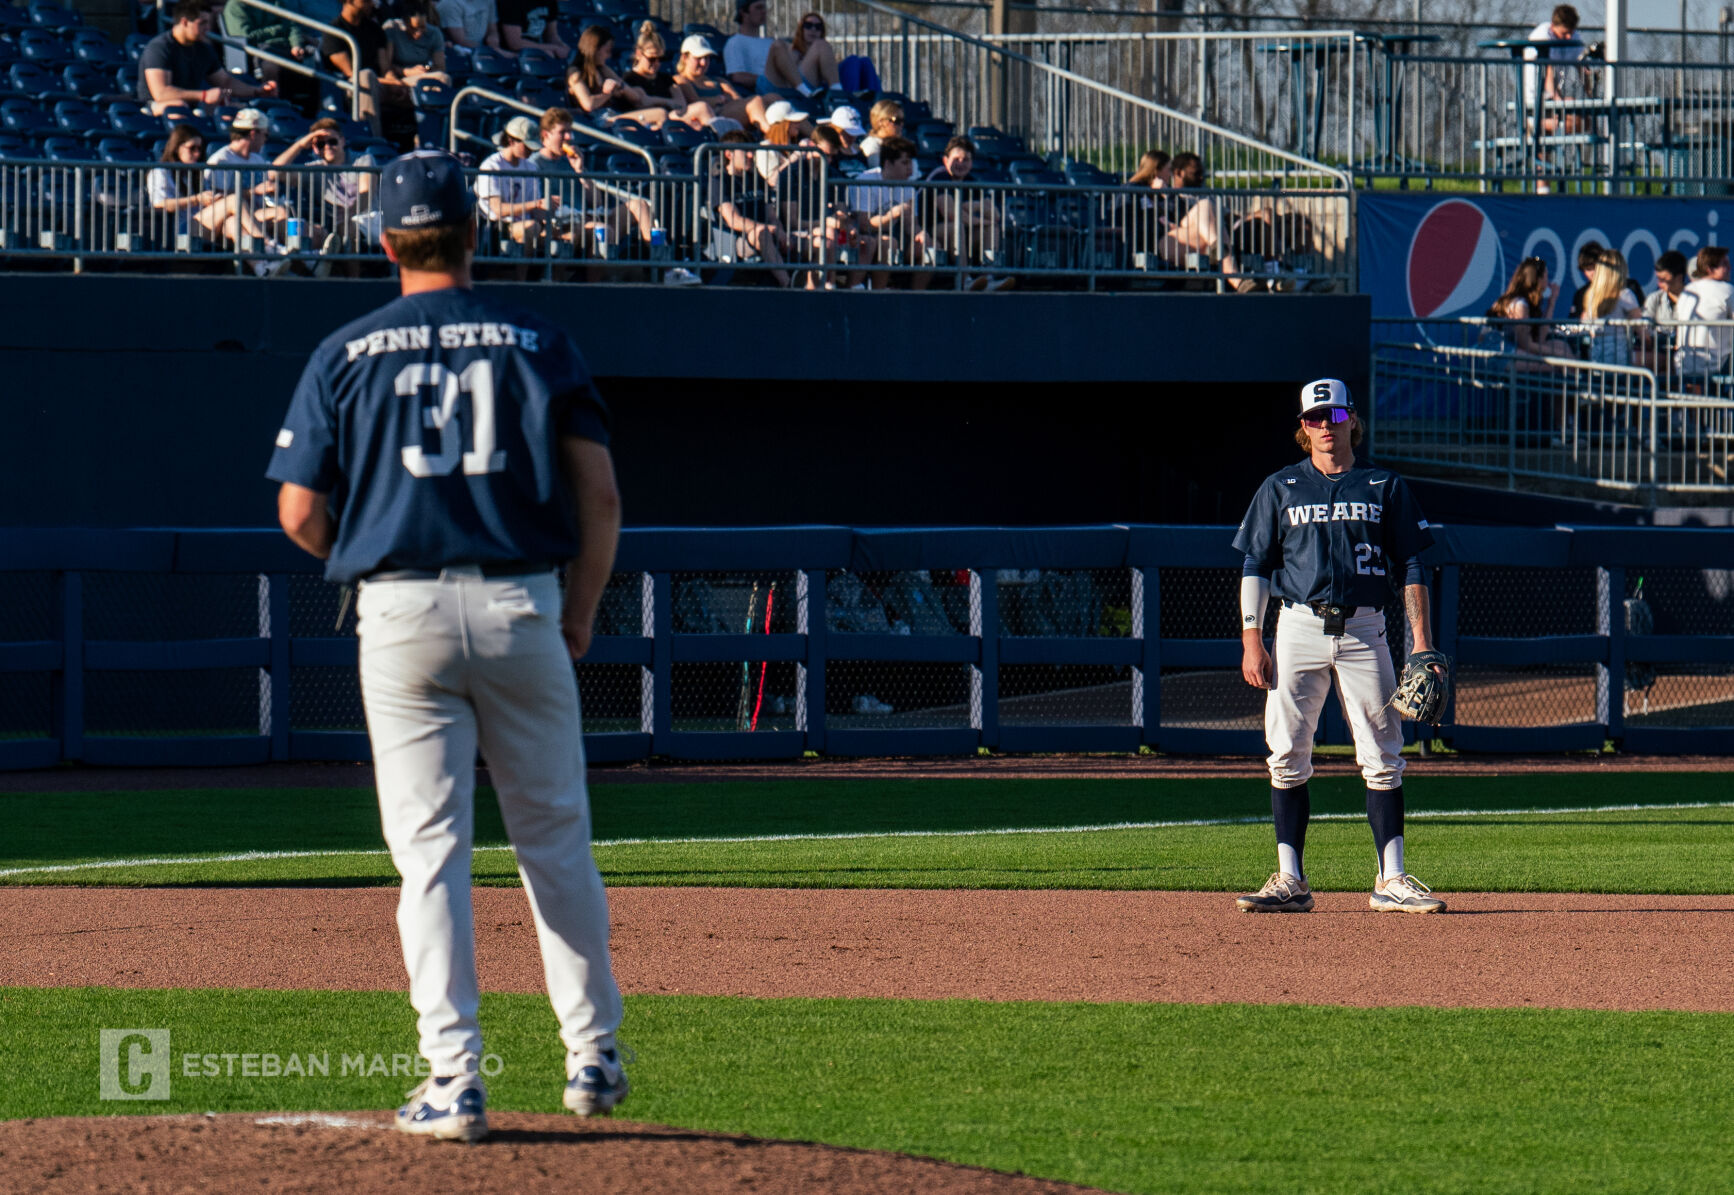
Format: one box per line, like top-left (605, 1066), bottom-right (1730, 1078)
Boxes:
top-left (266, 150), bottom-right (629, 1141)
top-left (1232, 378), bottom-right (1449, 915)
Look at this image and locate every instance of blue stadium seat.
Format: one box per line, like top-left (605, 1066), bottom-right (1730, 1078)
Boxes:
top-left (268, 110), bottom-right (311, 140)
top-left (1063, 160), bottom-right (1119, 187)
top-left (248, 97), bottom-right (299, 119)
top-left (348, 135), bottom-right (396, 159)
top-left (912, 120), bottom-right (953, 156)
top-left (1009, 161), bottom-right (1064, 185)
top-left (651, 145), bottom-right (692, 174)
top-left (9, 61), bottom-right (54, 96)
top-left (593, 0), bottom-right (647, 18)
top-left (112, 110), bottom-right (161, 137)
top-left (682, 21), bottom-right (726, 43)
top-left (114, 63), bottom-right (138, 93)
top-left (54, 100), bottom-right (104, 136)
top-left (602, 119), bottom-right (658, 148)
top-left (62, 62), bottom-right (110, 97)
top-left (970, 163), bottom-right (1008, 183)
top-left (660, 121), bottom-right (711, 149)
top-left (95, 133), bottom-right (136, 157)
top-left (411, 76), bottom-right (452, 148)
top-left (519, 49), bottom-right (565, 78)
top-left (0, 130), bottom-right (33, 157)
top-left (163, 112), bottom-right (213, 140)
top-left (29, 2), bottom-right (82, 27)
top-left (0, 4), bottom-right (30, 30)
top-left (967, 126), bottom-right (1025, 161)
top-left (124, 33), bottom-right (151, 61)
top-left (513, 78), bottom-right (560, 107)
top-left (1, 98), bottom-right (50, 135)
top-left (44, 135), bottom-right (97, 160)
top-left (19, 28), bottom-right (74, 68)
top-left (99, 141), bottom-right (149, 162)
top-left (602, 149), bottom-right (648, 173)
top-left (0, 40), bottom-right (17, 67)
top-left (470, 46), bottom-right (516, 79)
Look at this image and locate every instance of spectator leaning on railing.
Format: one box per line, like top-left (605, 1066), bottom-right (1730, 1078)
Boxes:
top-left (844, 133), bottom-right (920, 290)
top-left (140, 0), bottom-right (276, 115)
top-left (1676, 245), bottom-right (1734, 380)
top-left (913, 135), bottom-right (1011, 293)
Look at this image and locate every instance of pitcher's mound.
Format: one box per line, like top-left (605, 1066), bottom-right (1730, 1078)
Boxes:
top-left (0, 1112), bottom-right (1106, 1194)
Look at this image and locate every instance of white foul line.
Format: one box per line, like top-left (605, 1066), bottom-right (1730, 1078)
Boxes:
top-left (0, 800), bottom-right (1729, 880)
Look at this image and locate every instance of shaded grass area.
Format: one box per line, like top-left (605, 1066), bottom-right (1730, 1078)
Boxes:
top-left (3, 986), bottom-right (1729, 1195)
top-left (2, 774), bottom-right (1731, 891)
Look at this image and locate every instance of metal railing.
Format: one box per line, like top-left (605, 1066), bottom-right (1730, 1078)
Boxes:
top-left (1371, 321), bottom-right (1734, 500)
top-left (0, 157), bottom-right (1352, 289)
top-left (447, 84), bottom-right (660, 174)
top-left (228, 0), bottom-right (363, 121)
top-left (658, 0), bottom-right (1346, 186)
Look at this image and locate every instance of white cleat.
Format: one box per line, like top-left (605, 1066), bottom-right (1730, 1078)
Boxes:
top-left (1236, 872), bottom-right (1314, 913)
top-left (564, 1043), bottom-right (630, 1117)
top-left (1370, 872), bottom-right (1447, 914)
top-left (394, 1074), bottom-right (488, 1142)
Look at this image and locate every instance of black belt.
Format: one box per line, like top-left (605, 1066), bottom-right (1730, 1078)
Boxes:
top-left (365, 561), bottom-right (548, 582)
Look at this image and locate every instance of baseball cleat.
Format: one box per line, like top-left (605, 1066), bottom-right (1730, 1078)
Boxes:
top-left (1370, 872), bottom-right (1447, 914)
top-left (564, 1043), bottom-right (630, 1117)
top-left (395, 1073), bottom-right (488, 1142)
top-left (1236, 872), bottom-right (1314, 913)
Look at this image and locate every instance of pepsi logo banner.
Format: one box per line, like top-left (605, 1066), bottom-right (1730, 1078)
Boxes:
top-left (1359, 193), bottom-right (1734, 328)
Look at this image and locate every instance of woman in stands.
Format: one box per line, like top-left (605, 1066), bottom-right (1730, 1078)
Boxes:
top-left (1581, 248), bottom-right (1648, 366)
top-left (1487, 256), bottom-right (1572, 358)
top-left (1127, 148), bottom-right (1172, 263)
top-left (856, 98), bottom-right (903, 168)
top-left (674, 34), bottom-right (767, 128)
top-left (763, 10), bottom-right (839, 92)
top-left (148, 125), bottom-right (226, 249)
top-left (566, 24), bottom-right (712, 130)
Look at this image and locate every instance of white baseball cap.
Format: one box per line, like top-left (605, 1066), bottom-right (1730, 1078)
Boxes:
top-left (231, 108), bottom-right (270, 131)
top-left (822, 105), bottom-right (866, 137)
top-left (1299, 377), bottom-right (1352, 415)
top-left (680, 33), bottom-right (716, 57)
top-left (761, 99), bottom-right (808, 128)
top-left (494, 115), bottom-right (542, 149)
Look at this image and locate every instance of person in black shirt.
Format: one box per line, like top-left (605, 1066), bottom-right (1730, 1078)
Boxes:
top-left (496, 0), bottom-right (568, 57)
top-left (139, 0), bottom-right (276, 114)
top-left (323, 0), bottom-right (413, 140)
top-left (1567, 240), bottom-right (1645, 318)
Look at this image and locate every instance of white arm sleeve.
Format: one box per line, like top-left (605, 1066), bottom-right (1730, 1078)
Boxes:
top-left (1240, 574), bottom-right (1271, 631)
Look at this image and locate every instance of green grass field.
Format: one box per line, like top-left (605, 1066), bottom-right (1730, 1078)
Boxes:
top-left (4, 773), bottom-right (1731, 892)
top-left (5, 770), bottom-right (1732, 1192)
top-left (5, 986), bottom-right (1729, 1195)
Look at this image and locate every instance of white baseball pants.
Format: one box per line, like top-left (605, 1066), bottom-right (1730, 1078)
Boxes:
top-left (1265, 603), bottom-right (1405, 791)
top-left (358, 567), bottom-right (623, 1077)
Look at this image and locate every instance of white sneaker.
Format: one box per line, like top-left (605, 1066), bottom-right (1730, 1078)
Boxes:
top-left (1235, 872), bottom-right (1314, 913)
top-left (1370, 872), bottom-right (1447, 914)
top-left (564, 1042), bottom-right (630, 1117)
top-left (662, 267), bottom-right (701, 286)
top-left (395, 1073), bottom-right (487, 1142)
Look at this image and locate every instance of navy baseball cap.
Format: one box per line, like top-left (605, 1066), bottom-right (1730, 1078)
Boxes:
top-left (379, 150), bottom-right (475, 231)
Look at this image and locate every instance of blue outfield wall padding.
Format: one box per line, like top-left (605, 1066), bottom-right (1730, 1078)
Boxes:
top-left (1152, 727), bottom-right (1268, 755)
top-left (290, 730), bottom-right (372, 761)
top-left (660, 730), bottom-right (805, 761)
top-left (172, 529), bottom-right (326, 574)
top-left (1620, 727), bottom-right (1734, 754)
top-left (82, 735), bottom-right (273, 767)
top-left (0, 529), bottom-right (177, 572)
top-left (585, 733), bottom-right (654, 764)
top-left (1442, 724), bottom-right (1608, 753)
top-left (822, 728), bottom-right (981, 757)
top-left (579, 637), bottom-right (655, 666)
top-left (1625, 635), bottom-right (1734, 664)
top-left (0, 641), bottom-right (60, 672)
top-left (1126, 525), bottom-right (1245, 568)
top-left (997, 637), bottom-right (1142, 667)
top-left (1420, 525), bottom-right (1573, 566)
top-left (849, 526), bottom-right (1131, 572)
top-left (0, 739), bottom-right (60, 770)
top-left (85, 638), bottom-right (272, 670)
top-left (1562, 526), bottom-right (1734, 568)
top-left (997, 726), bottom-right (1142, 754)
top-left (615, 527), bottom-right (853, 573)
top-left (669, 634), bottom-right (807, 664)
top-left (1453, 634), bottom-right (1607, 668)
top-left (825, 634), bottom-right (981, 663)
top-left (292, 638), bottom-right (360, 668)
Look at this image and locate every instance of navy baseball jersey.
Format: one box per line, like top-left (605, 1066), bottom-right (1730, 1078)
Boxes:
top-left (265, 288), bottom-right (609, 584)
top-left (1232, 460), bottom-right (1433, 608)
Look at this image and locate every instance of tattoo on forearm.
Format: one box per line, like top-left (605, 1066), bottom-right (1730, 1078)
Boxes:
top-left (1405, 583), bottom-right (1430, 644)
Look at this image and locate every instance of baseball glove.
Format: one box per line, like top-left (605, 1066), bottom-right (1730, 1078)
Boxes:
top-left (1390, 650), bottom-right (1451, 723)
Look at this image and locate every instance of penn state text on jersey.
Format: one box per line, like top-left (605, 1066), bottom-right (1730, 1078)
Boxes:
top-left (1232, 459), bottom-right (1434, 610)
top-left (265, 288), bottom-right (610, 584)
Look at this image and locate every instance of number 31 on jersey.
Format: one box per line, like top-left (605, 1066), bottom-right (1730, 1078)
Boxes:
top-left (396, 361), bottom-right (508, 478)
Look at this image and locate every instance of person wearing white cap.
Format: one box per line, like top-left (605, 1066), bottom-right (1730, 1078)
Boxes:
top-left (205, 107), bottom-right (296, 258)
top-left (821, 104), bottom-right (866, 144)
top-left (757, 98), bottom-right (812, 137)
top-left (567, 24), bottom-right (712, 131)
top-left (674, 33), bottom-right (770, 129)
top-left (476, 115), bottom-right (555, 269)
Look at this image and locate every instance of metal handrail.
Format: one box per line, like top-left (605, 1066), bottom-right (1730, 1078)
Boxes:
top-left (446, 84), bottom-right (658, 175)
top-left (841, 0), bottom-right (1351, 188)
top-left (229, 0), bottom-right (363, 120)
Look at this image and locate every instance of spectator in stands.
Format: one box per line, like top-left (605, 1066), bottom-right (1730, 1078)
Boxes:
top-left (723, 0), bottom-right (776, 92)
top-left (140, 0), bottom-right (276, 115)
top-left (148, 123), bottom-right (228, 247)
top-left (436, 0), bottom-right (500, 60)
top-left (856, 98), bottom-right (903, 168)
top-left (712, 127), bottom-right (793, 287)
top-left (1128, 148), bottom-right (1172, 262)
top-left (322, 0), bottom-right (413, 141)
top-left (1568, 240), bottom-right (1643, 317)
top-left (567, 25), bottom-right (710, 129)
top-left (476, 114), bottom-right (554, 271)
top-left (820, 106), bottom-right (867, 152)
top-left (810, 123), bottom-right (865, 177)
top-left (1486, 256), bottom-right (1571, 356)
top-left (496, 0), bottom-right (566, 57)
top-left (384, 0), bottom-right (450, 82)
top-left (1581, 248), bottom-right (1646, 365)
top-left (1676, 245), bottom-right (1734, 380)
top-left (1159, 151), bottom-right (1221, 271)
top-left (619, 23), bottom-right (719, 127)
top-left (913, 135), bottom-right (1010, 292)
top-left (845, 133), bottom-right (920, 289)
top-left (755, 99), bottom-right (812, 139)
top-left (1645, 249), bottom-right (1689, 325)
top-left (763, 11), bottom-right (839, 94)
top-left (1525, 4), bottom-right (1584, 192)
top-left (674, 35), bottom-right (765, 129)
top-left (221, 0), bottom-right (316, 102)
top-left (270, 117), bottom-right (371, 257)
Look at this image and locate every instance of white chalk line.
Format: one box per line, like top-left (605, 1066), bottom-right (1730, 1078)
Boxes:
top-left (0, 800), bottom-right (1728, 880)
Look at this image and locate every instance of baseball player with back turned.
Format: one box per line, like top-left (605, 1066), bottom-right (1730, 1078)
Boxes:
top-left (267, 150), bottom-right (629, 1141)
top-left (1232, 379), bottom-right (1448, 915)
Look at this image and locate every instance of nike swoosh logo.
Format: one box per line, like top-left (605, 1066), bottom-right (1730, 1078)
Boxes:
top-left (1370, 479), bottom-right (1387, 485)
